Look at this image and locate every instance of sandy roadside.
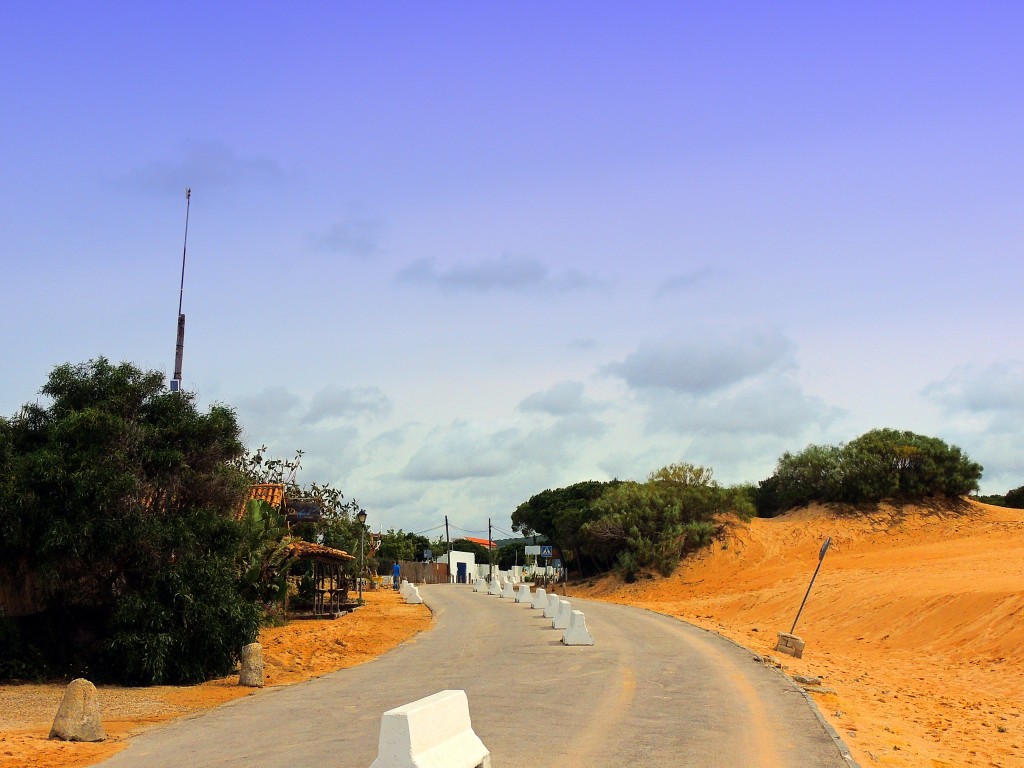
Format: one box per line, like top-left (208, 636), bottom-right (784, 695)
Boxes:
top-left (571, 500), bottom-right (1024, 768)
top-left (0, 588), bottom-right (432, 768)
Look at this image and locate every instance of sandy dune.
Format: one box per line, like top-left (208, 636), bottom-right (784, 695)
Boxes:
top-left (572, 499), bottom-right (1024, 767)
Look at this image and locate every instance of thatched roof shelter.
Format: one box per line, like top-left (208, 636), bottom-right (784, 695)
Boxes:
top-left (286, 540), bottom-right (355, 563)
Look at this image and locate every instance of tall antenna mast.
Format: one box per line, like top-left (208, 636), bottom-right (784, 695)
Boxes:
top-left (171, 187), bottom-right (191, 392)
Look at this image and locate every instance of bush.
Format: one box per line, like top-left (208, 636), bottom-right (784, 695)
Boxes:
top-left (581, 464), bottom-right (749, 577)
top-left (615, 550), bottom-right (640, 583)
top-left (0, 618), bottom-right (47, 680)
top-left (1004, 486), bottom-right (1024, 509)
top-left (756, 428), bottom-right (983, 516)
top-left (0, 358), bottom-right (262, 684)
top-left (104, 545), bottom-right (260, 684)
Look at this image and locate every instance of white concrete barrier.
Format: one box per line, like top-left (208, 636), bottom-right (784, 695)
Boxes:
top-left (406, 586), bottom-right (423, 605)
top-left (515, 584), bottom-right (531, 603)
top-left (487, 578), bottom-right (502, 596)
top-left (530, 588), bottom-right (547, 610)
top-left (400, 580), bottom-right (411, 598)
top-left (500, 580), bottom-right (516, 599)
top-left (543, 593), bottom-right (560, 619)
top-left (562, 610), bottom-right (595, 645)
top-left (370, 689), bottom-right (491, 768)
top-left (552, 599), bottom-right (571, 630)
top-left (472, 579), bottom-right (484, 593)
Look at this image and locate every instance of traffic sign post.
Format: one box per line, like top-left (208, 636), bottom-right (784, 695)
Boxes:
top-left (775, 536), bottom-right (831, 660)
top-left (791, 536), bottom-right (831, 634)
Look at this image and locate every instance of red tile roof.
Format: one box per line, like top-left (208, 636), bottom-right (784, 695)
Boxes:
top-left (461, 536), bottom-right (497, 549)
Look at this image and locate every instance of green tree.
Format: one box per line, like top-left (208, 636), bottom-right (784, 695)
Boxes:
top-left (581, 464), bottom-right (737, 579)
top-left (0, 358), bottom-right (260, 683)
top-left (511, 480), bottom-right (620, 576)
top-left (496, 542), bottom-right (525, 570)
top-left (1004, 485), bottom-right (1024, 509)
top-left (756, 429), bottom-right (983, 516)
top-left (377, 528), bottom-right (432, 567)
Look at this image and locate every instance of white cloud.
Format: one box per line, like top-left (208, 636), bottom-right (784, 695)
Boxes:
top-left (234, 386), bottom-right (303, 433)
top-left (565, 338), bottom-right (598, 351)
top-left (924, 361), bottom-right (1024, 416)
top-left (643, 377), bottom-right (840, 438)
top-left (401, 423), bottom-right (519, 481)
top-left (604, 326), bottom-right (795, 395)
top-left (656, 265), bottom-right (716, 296)
top-left (303, 385), bottom-right (393, 424)
top-left (518, 380), bottom-right (597, 416)
top-left (315, 216), bottom-right (385, 258)
top-left (395, 254), bottom-right (602, 294)
top-left (119, 139), bottom-right (283, 194)
top-left (923, 361), bottom-right (1024, 493)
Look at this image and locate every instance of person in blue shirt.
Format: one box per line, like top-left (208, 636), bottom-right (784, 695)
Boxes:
top-left (392, 561), bottom-right (401, 590)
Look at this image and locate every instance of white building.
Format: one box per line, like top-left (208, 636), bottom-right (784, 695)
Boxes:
top-left (437, 550), bottom-right (476, 584)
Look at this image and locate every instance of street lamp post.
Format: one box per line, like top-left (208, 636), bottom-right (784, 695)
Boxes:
top-left (357, 508), bottom-right (368, 602)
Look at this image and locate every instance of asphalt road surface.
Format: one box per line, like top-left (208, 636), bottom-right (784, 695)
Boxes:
top-left (99, 583), bottom-right (854, 767)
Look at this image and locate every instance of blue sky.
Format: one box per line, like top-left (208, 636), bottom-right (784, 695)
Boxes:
top-left (2, 2), bottom-right (1022, 533)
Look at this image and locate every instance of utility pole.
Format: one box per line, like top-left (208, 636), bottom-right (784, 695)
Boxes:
top-left (488, 518), bottom-right (494, 581)
top-left (444, 515), bottom-right (451, 583)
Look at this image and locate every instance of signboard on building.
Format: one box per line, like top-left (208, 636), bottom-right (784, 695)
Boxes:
top-left (285, 500), bottom-right (322, 524)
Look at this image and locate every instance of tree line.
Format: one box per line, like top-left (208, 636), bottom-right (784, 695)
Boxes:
top-left (510, 428), bottom-right (990, 582)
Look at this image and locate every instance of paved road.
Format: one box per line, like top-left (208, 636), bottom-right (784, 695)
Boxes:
top-left (100, 584), bottom-right (853, 767)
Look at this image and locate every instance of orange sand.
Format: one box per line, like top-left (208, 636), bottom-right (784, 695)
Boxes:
top-left (571, 499), bottom-right (1024, 767)
top-left (0, 588), bottom-right (431, 768)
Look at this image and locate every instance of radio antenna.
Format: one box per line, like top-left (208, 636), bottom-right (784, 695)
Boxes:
top-left (171, 187), bottom-right (191, 392)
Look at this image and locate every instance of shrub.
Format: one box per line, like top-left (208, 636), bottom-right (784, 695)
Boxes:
top-left (582, 464), bottom-right (749, 577)
top-left (756, 428), bottom-right (983, 516)
top-left (1004, 485), bottom-right (1024, 509)
top-left (0, 359), bottom-right (261, 684)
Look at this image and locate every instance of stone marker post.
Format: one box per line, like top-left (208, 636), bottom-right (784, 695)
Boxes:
top-left (50, 678), bottom-right (107, 742)
top-left (239, 642), bottom-right (265, 687)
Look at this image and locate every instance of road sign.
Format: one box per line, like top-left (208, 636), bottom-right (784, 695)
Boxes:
top-left (525, 545), bottom-right (541, 556)
top-left (423, 549), bottom-right (432, 561)
top-left (552, 559), bottom-right (561, 568)
top-left (540, 545), bottom-right (553, 558)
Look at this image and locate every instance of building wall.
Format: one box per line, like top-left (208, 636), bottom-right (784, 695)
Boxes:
top-left (438, 550), bottom-right (476, 583)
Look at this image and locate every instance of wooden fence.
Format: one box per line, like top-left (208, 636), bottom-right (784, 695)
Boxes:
top-left (397, 561), bottom-right (450, 584)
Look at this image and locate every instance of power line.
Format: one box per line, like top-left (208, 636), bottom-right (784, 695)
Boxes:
top-left (448, 524), bottom-right (489, 535)
top-left (411, 523), bottom-right (446, 536)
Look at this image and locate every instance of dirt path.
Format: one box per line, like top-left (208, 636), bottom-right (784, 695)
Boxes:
top-left (0, 589), bottom-right (431, 768)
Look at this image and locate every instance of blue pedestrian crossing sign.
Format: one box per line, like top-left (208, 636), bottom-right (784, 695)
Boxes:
top-left (540, 545), bottom-right (553, 558)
